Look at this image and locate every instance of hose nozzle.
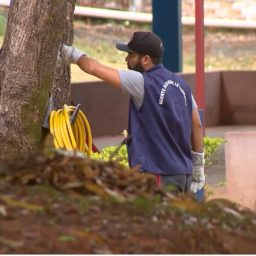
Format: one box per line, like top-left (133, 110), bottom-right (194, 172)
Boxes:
top-left (42, 94), bottom-right (54, 129)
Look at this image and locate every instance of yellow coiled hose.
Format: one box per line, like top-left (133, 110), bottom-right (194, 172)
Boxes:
top-left (49, 104), bottom-right (92, 157)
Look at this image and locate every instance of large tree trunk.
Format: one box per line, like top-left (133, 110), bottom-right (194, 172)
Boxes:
top-left (0, 0), bottom-right (75, 160)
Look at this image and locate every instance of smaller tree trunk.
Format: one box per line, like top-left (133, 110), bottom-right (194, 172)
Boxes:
top-left (52, 0), bottom-right (76, 109)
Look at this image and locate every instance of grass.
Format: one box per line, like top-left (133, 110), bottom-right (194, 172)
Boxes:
top-left (71, 26), bottom-right (256, 80)
top-left (0, 13), bottom-right (6, 36)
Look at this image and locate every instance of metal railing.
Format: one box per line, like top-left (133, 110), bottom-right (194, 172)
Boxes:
top-left (1, 1), bottom-right (256, 29)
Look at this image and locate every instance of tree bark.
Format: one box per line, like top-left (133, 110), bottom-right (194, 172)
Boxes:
top-left (52, 0), bottom-right (76, 109)
top-left (0, 0), bottom-right (74, 160)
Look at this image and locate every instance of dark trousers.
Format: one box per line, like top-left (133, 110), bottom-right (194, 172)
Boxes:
top-left (158, 174), bottom-right (192, 193)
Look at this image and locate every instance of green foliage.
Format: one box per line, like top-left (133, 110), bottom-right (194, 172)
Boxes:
top-left (76, 197), bottom-right (90, 215)
top-left (92, 145), bottom-right (129, 167)
top-left (92, 137), bottom-right (225, 167)
top-left (59, 235), bottom-right (77, 242)
top-left (0, 14), bottom-right (7, 36)
top-left (131, 195), bottom-right (161, 213)
top-left (204, 136), bottom-right (225, 161)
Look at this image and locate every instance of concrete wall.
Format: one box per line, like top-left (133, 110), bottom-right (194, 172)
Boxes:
top-left (71, 71), bottom-right (256, 137)
top-left (181, 71), bottom-right (222, 126)
top-left (221, 71), bottom-right (256, 125)
top-left (71, 81), bottom-right (129, 137)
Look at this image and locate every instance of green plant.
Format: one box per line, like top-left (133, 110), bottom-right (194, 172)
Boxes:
top-left (92, 137), bottom-right (225, 167)
top-left (59, 235), bottom-right (77, 242)
top-left (131, 195), bottom-right (161, 213)
top-left (92, 145), bottom-right (129, 167)
top-left (204, 136), bottom-right (225, 162)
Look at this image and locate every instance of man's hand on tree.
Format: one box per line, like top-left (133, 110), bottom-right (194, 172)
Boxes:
top-left (60, 44), bottom-right (86, 64)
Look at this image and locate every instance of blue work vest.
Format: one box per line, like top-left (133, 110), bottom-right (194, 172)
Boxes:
top-left (127, 64), bottom-right (193, 175)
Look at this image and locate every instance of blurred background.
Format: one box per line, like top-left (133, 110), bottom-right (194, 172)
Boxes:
top-left (1, 0), bottom-right (256, 82)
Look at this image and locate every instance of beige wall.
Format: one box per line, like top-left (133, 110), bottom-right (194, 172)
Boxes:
top-left (71, 71), bottom-right (256, 137)
top-left (225, 131), bottom-right (256, 211)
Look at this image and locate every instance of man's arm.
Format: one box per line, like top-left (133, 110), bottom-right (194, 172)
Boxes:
top-left (190, 106), bottom-right (205, 193)
top-left (60, 44), bottom-right (145, 107)
top-left (60, 44), bottom-right (121, 88)
top-left (77, 56), bottom-right (121, 88)
top-left (191, 107), bottom-right (203, 152)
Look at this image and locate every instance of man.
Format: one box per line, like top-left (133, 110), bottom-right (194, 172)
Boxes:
top-left (60, 31), bottom-right (205, 194)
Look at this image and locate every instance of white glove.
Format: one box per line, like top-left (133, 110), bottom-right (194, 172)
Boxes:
top-left (60, 44), bottom-right (86, 64)
top-left (190, 150), bottom-right (205, 193)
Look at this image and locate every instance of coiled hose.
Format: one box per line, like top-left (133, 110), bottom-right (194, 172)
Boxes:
top-left (49, 104), bottom-right (92, 157)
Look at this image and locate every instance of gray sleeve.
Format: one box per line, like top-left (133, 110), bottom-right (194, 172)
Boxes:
top-left (118, 70), bottom-right (144, 109)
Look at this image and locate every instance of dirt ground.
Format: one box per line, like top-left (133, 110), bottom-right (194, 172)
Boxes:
top-left (1, 150), bottom-right (256, 254)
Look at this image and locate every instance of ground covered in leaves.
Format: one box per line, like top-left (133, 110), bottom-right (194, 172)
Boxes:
top-left (0, 150), bottom-right (256, 254)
